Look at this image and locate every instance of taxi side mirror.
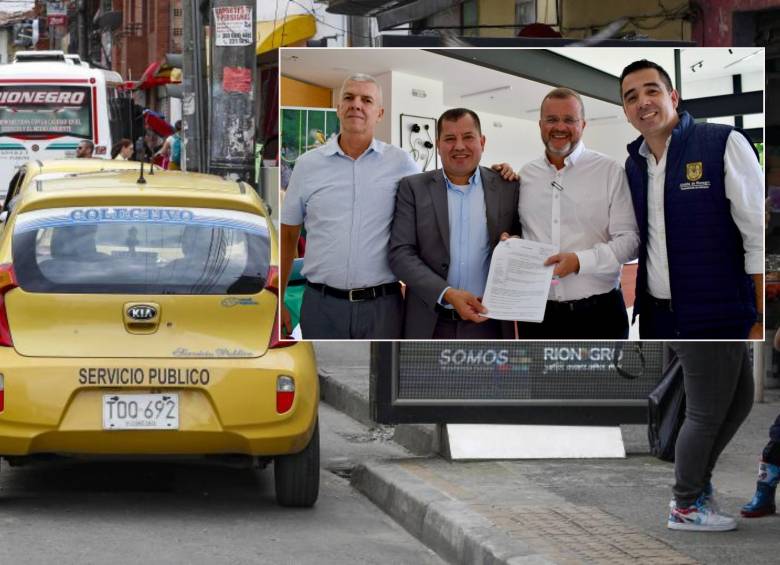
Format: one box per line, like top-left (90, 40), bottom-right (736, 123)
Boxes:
top-left (0, 211), bottom-right (7, 224)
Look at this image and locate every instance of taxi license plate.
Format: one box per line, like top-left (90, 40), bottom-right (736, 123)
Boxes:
top-left (102, 393), bottom-right (179, 430)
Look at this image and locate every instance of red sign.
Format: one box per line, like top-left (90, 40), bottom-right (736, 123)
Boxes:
top-left (48, 15), bottom-right (68, 26)
top-left (223, 67), bottom-right (251, 94)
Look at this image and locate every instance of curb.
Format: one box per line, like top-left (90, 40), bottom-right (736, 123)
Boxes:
top-left (319, 370), bottom-right (371, 427)
top-left (319, 370), bottom-right (440, 456)
top-left (351, 461), bottom-right (552, 565)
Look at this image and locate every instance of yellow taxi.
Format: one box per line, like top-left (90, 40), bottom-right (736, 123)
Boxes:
top-left (0, 164), bottom-right (320, 507)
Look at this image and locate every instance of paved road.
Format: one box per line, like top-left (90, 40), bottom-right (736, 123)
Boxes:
top-left (0, 404), bottom-right (444, 565)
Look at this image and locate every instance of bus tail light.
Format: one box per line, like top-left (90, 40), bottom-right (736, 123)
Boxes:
top-left (0, 264), bottom-right (17, 347)
top-left (276, 376), bottom-right (295, 413)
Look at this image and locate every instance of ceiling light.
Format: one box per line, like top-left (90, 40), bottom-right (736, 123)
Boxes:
top-left (461, 85), bottom-right (511, 99)
top-left (723, 49), bottom-right (762, 69)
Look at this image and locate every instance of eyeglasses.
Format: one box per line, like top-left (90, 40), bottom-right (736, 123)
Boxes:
top-left (543, 117), bottom-right (581, 126)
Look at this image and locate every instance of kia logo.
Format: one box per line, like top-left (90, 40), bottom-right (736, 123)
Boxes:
top-left (127, 305), bottom-right (157, 321)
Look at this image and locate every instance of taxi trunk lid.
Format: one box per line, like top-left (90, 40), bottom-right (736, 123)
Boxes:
top-left (5, 291), bottom-right (276, 358)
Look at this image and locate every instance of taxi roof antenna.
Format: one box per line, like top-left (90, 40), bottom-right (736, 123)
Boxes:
top-left (135, 138), bottom-right (146, 184)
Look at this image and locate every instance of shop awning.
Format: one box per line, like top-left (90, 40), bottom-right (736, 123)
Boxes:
top-left (133, 59), bottom-right (183, 91)
top-left (257, 14), bottom-right (316, 55)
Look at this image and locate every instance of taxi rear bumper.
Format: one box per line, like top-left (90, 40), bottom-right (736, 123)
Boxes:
top-left (0, 342), bottom-right (318, 457)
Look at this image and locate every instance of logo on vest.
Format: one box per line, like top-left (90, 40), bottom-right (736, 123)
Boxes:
top-left (680, 161), bottom-right (710, 190)
top-left (686, 162), bottom-right (703, 181)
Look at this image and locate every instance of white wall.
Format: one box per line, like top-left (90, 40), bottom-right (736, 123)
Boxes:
top-left (684, 75), bottom-right (733, 98)
top-left (479, 112), bottom-right (540, 169)
top-left (583, 120), bottom-right (638, 163)
top-left (376, 71), bottom-right (397, 145)
top-left (387, 71), bottom-right (444, 148)
top-left (742, 71), bottom-right (764, 92)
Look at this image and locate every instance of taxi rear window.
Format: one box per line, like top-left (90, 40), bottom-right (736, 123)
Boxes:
top-left (12, 206), bottom-right (270, 294)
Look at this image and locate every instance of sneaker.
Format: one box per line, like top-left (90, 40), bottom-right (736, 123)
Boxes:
top-left (668, 483), bottom-right (720, 513)
top-left (667, 499), bottom-right (737, 531)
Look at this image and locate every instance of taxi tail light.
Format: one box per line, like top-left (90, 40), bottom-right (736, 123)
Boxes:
top-left (0, 374), bottom-right (4, 412)
top-left (265, 265), bottom-right (295, 349)
top-left (0, 264), bottom-right (17, 347)
top-left (276, 375), bottom-right (295, 413)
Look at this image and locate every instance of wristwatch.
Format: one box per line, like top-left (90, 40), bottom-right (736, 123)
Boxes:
top-left (755, 312), bottom-right (764, 324)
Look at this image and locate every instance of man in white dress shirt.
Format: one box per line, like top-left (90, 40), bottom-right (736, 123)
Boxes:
top-left (514, 87), bottom-right (639, 338)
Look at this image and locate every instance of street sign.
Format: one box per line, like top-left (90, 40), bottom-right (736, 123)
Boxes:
top-left (47, 1), bottom-right (67, 26)
top-left (213, 5), bottom-right (253, 47)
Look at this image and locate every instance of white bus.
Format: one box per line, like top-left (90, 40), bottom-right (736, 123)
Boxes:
top-left (0, 51), bottom-right (124, 196)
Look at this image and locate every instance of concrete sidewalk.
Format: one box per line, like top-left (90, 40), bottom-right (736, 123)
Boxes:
top-left (316, 342), bottom-right (780, 565)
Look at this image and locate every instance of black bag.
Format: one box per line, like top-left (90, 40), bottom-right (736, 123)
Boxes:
top-left (647, 354), bottom-right (686, 462)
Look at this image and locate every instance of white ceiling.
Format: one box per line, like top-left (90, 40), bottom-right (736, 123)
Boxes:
top-left (280, 47), bottom-right (764, 124)
top-left (552, 47), bottom-right (764, 82)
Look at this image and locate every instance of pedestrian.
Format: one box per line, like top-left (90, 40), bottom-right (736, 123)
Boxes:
top-left (75, 140), bottom-right (94, 158)
top-left (157, 121), bottom-right (182, 170)
top-left (620, 59), bottom-right (763, 339)
top-left (495, 87), bottom-right (638, 338)
top-left (665, 342), bottom-right (753, 531)
top-left (389, 108), bottom-right (520, 339)
top-left (111, 138), bottom-right (133, 160)
top-left (138, 131), bottom-right (160, 164)
top-left (741, 327), bottom-right (780, 518)
top-left (279, 73), bottom-right (419, 339)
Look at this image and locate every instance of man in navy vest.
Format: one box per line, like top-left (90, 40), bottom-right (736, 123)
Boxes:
top-left (620, 59), bottom-right (763, 339)
top-left (620, 59), bottom-right (759, 534)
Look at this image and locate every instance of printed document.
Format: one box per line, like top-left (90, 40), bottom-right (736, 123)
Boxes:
top-left (481, 238), bottom-right (556, 322)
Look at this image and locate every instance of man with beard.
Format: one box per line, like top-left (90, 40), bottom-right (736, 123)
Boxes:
top-left (510, 87), bottom-right (639, 338)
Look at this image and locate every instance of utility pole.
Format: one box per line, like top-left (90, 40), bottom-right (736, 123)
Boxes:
top-left (182, 0), bottom-right (208, 172)
top-left (348, 16), bottom-right (372, 47)
top-left (77, 0), bottom-right (87, 59)
top-left (208, 0), bottom-right (256, 184)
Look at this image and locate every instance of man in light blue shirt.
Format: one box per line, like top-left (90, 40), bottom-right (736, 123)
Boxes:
top-left (280, 73), bottom-right (418, 339)
top-left (389, 108), bottom-right (520, 339)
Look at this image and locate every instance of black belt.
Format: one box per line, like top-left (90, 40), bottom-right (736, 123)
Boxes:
top-left (547, 288), bottom-right (622, 313)
top-left (435, 303), bottom-right (463, 321)
top-left (306, 281), bottom-right (401, 302)
top-left (643, 292), bottom-right (673, 312)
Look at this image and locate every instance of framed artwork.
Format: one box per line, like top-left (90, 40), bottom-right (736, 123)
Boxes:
top-left (400, 113), bottom-right (437, 171)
